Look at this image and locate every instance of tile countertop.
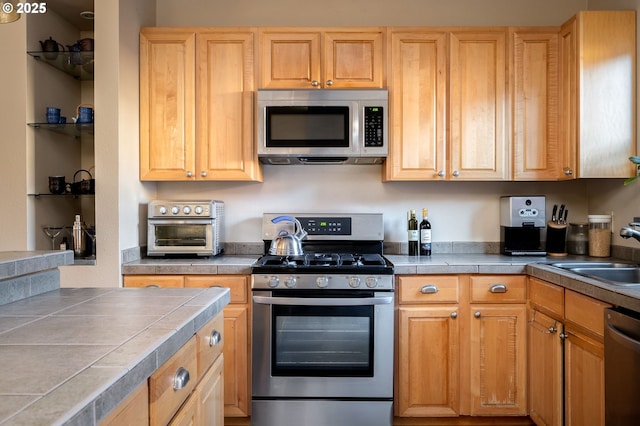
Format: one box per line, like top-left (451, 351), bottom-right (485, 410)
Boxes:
top-left (0, 286), bottom-right (230, 426)
top-left (0, 250), bottom-right (73, 281)
top-left (123, 253), bottom-right (640, 312)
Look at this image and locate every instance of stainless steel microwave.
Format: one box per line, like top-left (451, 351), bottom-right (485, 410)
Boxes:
top-left (257, 89), bottom-right (388, 165)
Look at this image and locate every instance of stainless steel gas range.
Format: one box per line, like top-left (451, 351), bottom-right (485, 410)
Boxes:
top-left (251, 213), bottom-right (394, 426)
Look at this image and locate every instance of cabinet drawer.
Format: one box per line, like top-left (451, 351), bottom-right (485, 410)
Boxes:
top-left (470, 275), bottom-right (527, 303)
top-left (149, 336), bottom-right (198, 426)
top-left (185, 275), bottom-right (248, 304)
top-left (123, 275), bottom-right (185, 288)
top-left (196, 312), bottom-right (224, 379)
top-left (398, 275), bottom-right (460, 304)
top-left (565, 290), bottom-right (611, 339)
top-left (529, 277), bottom-right (564, 318)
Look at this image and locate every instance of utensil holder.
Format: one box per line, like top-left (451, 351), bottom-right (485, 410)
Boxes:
top-left (546, 221), bottom-right (567, 256)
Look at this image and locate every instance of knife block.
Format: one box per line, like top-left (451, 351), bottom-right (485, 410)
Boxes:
top-left (546, 221), bottom-right (567, 256)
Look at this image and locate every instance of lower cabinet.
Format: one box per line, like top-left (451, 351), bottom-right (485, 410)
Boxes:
top-left (123, 274), bottom-right (251, 418)
top-left (396, 274), bottom-right (527, 417)
top-left (528, 277), bottom-right (610, 426)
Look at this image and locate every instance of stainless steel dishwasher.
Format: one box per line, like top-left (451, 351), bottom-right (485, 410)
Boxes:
top-left (605, 307), bottom-right (640, 424)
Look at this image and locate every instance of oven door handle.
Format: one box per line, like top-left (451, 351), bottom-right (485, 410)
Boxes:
top-left (252, 295), bottom-right (393, 306)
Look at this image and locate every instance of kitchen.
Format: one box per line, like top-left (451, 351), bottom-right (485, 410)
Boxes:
top-left (1, 0), bottom-right (640, 425)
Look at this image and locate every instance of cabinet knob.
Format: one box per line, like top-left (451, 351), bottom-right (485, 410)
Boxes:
top-left (451, 311), bottom-right (458, 319)
top-left (564, 168), bottom-right (573, 176)
top-left (200, 171), bottom-right (207, 177)
top-left (559, 332), bottom-right (569, 340)
top-left (452, 170), bottom-right (460, 177)
top-left (173, 367), bottom-right (191, 390)
top-left (420, 284), bottom-right (439, 294)
top-left (437, 170), bottom-right (445, 178)
top-left (311, 80), bottom-right (319, 87)
top-left (326, 80), bottom-right (333, 86)
top-left (474, 311), bottom-right (481, 318)
top-left (209, 330), bottom-right (222, 347)
top-left (186, 171), bottom-right (193, 177)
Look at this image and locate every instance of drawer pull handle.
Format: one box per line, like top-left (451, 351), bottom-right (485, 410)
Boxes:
top-left (209, 330), bottom-right (222, 347)
top-left (420, 285), bottom-right (439, 294)
top-left (173, 367), bottom-right (190, 391)
top-left (489, 284), bottom-right (507, 293)
top-left (146, 284), bottom-right (160, 288)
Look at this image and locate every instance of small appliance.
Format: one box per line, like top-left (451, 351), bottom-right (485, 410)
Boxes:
top-left (146, 200), bottom-right (224, 257)
top-left (500, 196), bottom-right (546, 256)
top-left (256, 89), bottom-right (388, 164)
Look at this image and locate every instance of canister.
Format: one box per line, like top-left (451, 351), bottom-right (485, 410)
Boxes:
top-left (588, 215), bottom-right (611, 257)
top-left (567, 222), bottom-right (589, 255)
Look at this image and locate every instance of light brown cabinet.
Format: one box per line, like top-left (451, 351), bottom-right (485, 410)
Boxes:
top-left (528, 277), bottom-right (610, 426)
top-left (123, 274), bottom-right (251, 419)
top-left (396, 274), bottom-right (527, 417)
top-left (558, 11), bottom-right (636, 179)
top-left (511, 28), bottom-right (561, 180)
top-left (385, 29), bottom-right (509, 181)
top-left (259, 28), bottom-right (385, 89)
top-left (140, 27), bottom-right (262, 182)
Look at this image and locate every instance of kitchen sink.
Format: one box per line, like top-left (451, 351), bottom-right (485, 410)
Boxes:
top-left (548, 261), bottom-right (640, 286)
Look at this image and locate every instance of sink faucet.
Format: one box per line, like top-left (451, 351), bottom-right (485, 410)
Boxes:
top-left (620, 222), bottom-right (640, 242)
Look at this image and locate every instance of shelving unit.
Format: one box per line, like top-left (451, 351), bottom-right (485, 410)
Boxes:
top-left (27, 122), bottom-right (94, 138)
top-left (27, 50), bottom-right (94, 81)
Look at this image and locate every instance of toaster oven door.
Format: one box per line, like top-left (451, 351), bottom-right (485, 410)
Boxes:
top-left (147, 219), bottom-right (214, 256)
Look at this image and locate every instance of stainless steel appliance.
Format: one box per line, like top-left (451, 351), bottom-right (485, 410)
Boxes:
top-left (251, 213), bottom-right (394, 426)
top-left (500, 195), bottom-right (547, 256)
top-left (605, 307), bottom-right (640, 424)
top-left (146, 200), bottom-right (224, 257)
top-left (256, 89), bottom-right (388, 164)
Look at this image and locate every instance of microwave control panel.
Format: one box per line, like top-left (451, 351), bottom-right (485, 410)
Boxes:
top-left (363, 107), bottom-right (384, 147)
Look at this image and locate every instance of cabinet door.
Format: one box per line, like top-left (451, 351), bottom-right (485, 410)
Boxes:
top-left (323, 30), bottom-right (385, 88)
top-left (259, 29), bottom-right (321, 88)
top-left (168, 391), bottom-right (199, 426)
top-left (140, 29), bottom-right (196, 181)
top-left (558, 17), bottom-right (577, 179)
top-left (397, 306), bottom-right (460, 417)
top-left (384, 30), bottom-right (447, 181)
top-left (564, 328), bottom-right (604, 426)
top-left (512, 29), bottom-right (560, 180)
top-left (528, 309), bottom-right (563, 426)
top-left (469, 304), bottom-right (527, 415)
top-left (99, 381), bottom-right (149, 426)
top-left (450, 31), bottom-right (509, 180)
top-left (220, 306), bottom-right (250, 417)
top-left (196, 31), bottom-right (262, 181)
top-left (197, 354), bottom-right (225, 426)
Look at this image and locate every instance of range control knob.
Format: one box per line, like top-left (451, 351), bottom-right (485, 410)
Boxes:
top-left (365, 276), bottom-right (379, 288)
top-left (316, 276), bottom-right (329, 288)
top-left (194, 206), bottom-right (204, 215)
top-left (183, 206), bottom-right (192, 215)
top-left (284, 276), bottom-right (297, 288)
top-left (171, 206), bottom-right (180, 215)
top-left (268, 276), bottom-right (280, 288)
top-left (348, 276), bottom-right (361, 288)
top-left (159, 206), bottom-right (168, 215)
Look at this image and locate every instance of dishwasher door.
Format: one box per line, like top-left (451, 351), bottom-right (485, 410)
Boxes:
top-left (605, 307), bottom-right (640, 425)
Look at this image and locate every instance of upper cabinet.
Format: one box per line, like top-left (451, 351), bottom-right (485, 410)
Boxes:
top-left (140, 27), bottom-right (262, 182)
top-left (385, 28), bottom-right (509, 181)
top-left (258, 28), bottom-right (385, 89)
top-left (559, 11), bottom-right (636, 179)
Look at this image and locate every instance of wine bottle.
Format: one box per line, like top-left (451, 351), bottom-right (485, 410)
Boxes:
top-left (420, 208), bottom-right (432, 256)
top-left (408, 210), bottom-right (419, 256)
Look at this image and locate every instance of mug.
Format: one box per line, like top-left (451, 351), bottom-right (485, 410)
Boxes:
top-left (46, 106), bottom-right (61, 124)
top-left (75, 105), bottom-right (93, 124)
top-left (48, 176), bottom-right (66, 194)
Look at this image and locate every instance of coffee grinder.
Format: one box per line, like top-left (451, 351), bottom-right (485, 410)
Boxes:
top-left (500, 196), bottom-right (546, 256)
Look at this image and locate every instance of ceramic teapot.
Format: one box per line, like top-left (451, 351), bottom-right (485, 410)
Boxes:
top-left (39, 37), bottom-right (63, 60)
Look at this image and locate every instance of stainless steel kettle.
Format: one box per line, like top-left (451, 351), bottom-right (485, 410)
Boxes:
top-left (268, 216), bottom-right (308, 256)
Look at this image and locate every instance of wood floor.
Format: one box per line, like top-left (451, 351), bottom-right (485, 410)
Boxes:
top-left (225, 416), bottom-right (534, 426)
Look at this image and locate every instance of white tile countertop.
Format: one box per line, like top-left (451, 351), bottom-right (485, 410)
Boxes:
top-left (0, 286), bottom-right (230, 425)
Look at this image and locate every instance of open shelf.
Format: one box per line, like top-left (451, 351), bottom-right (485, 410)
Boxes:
top-left (28, 122), bottom-right (94, 138)
top-left (28, 50), bottom-right (94, 80)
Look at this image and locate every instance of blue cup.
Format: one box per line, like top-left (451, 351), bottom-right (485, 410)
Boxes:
top-left (46, 107), bottom-right (60, 124)
top-left (59, 116), bottom-right (66, 124)
top-left (76, 106), bottom-right (93, 124)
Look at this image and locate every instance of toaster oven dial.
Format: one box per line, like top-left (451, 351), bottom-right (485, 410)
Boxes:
top-left (194, 206), bottom-right (204, 215)
top-left (159, 206), bottom-right (168, 215)
top-left (183, 206), bottom-right (191, 214)
top-left (171, 206), bottom-right (180, 215)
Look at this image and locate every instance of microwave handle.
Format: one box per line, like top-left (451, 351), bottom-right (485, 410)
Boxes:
top-left (253, 295), bottom-right (393, 307)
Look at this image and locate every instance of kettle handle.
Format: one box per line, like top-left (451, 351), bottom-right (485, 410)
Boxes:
top-left (272, 215), bottom-right (295, 224)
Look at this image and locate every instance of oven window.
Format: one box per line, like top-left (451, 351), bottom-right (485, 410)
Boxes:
top-left (153, 224), bottom-right (208, 247)
top-left (266, 106), bottom-right (349, 148)
top-left (272, 304), bottom-right (374, 377)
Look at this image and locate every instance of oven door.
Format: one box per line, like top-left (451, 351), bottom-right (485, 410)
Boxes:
top-left (147, 219), bottom-right (214, 256)
top-left (252, 289), bottom-right (394, 399)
